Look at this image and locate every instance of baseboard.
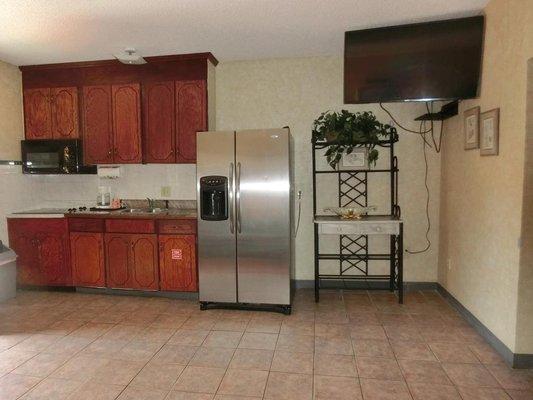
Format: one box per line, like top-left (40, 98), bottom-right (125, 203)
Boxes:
top-left (75, 287), bottom-right (199, 300)
top-left (437, 284), bottom-right (533, 369)
top-left (293, 279), bottom-right (438, 292)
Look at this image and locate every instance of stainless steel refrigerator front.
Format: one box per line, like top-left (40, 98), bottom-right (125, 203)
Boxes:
top-left (197, 129), bottom-right (292, 307)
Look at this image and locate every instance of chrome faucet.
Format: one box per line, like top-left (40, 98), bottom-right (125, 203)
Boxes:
top-left (146, 198), bottom-right (156, 211)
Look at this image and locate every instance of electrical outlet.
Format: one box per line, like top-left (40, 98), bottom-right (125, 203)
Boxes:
top-left (447, 258), bottom-right (452, 271)
top-left (160, 186), bottom-right (171, 197)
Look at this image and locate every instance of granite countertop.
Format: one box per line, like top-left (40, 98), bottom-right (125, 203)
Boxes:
top-left (9, 208), bottom-right (197, 220)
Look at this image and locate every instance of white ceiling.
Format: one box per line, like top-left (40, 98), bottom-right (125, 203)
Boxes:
top-left (0, 0), bottom-right (488, 66)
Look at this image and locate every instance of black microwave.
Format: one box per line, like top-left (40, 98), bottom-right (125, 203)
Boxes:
top-left (21, 139), bottom-right (97, 175)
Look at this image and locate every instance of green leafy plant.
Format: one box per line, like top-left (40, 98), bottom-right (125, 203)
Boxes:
top-left (312, 110), bottom-right (396, 169)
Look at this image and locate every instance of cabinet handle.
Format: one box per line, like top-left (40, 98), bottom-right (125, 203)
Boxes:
top-left (159, 243), bottom-right (164, 252)
top-left (108, 149), bottom-right (112, 156)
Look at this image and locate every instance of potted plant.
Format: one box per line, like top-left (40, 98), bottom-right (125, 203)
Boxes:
top-left (312, 110), bottom-right (396, 169)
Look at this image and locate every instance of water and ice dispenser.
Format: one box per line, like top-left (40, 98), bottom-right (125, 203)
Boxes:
top-left (199, 176), bottom-right (228, 221)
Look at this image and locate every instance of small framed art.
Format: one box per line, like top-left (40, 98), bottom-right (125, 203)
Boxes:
top-left (464, 106), bottom-right (480, 150)
top-left (480, 108), bottom-right (500, 156)
top-left (341, 148), bottom-right (368, 168)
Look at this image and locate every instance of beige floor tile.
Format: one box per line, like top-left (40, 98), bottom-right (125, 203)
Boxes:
top-left (506, 389), bottom-right (533, 400)
top-left (264, 371), bottom-right (313, 400)
top-left (51, 355), bottom-right (109, 382)
top-left (117, 386), bottom-right (168, 400)
top-left (349, 324), bottom-right (387, 340)
top-left (0, 349), bottom-right (40, 375)
top-left (181, 317), bottom-right (218, 331)
top-left (13, 352), bottom-right (71, 378)
top-left (408, 382), bottom-right (462, 399)
top-left (203, 331), bottom-right (243, 349)
top-left (229, 348), bottom-right (273, 371)
top-left (69, 322), bottom-right (114, 340)
top-left (101, 324), bottom-right (144, 341)
top-left (276, 334), bottom-right (314, 353)
top-left (399, 359), bottom-right (452, 385)
top-left (167, 392), bottom-right (214, 400)
top-left (189, 347), bottom-right (235, 368)
top-left (214, 395), bottom-right (259, 400)
top-left (151, 343), bottom-right (198, 365)
top-left (356, 357), bottom-right (403, 381)
top-left (314, 353), bottom-right (357, 377)
top-left (150, 315), bottom-right (187, 329)
top-left (130, 362), bottom-right (184, 390)
top-left (66, 381), bottom-right (125, 400)
top-left (383, 325), bottom-right (423, 342)
top-left (468, 343), bottom-right (506, 365)
top-left (314, 323), bottom-right (350, 338)
top-left (280, 320), bottom-right (314, 336)
top-left (314, 375), bottom-right (362, 399)
top-left (217, 369), bottom-right (268, 397)
top-left (113, 340), bottom-right (164, 362)
top-left (22, 377), bottom-right (82, 400)
top-left (246, 319), bottom-right (281, 334)
top-left (43, 335), bottom-right (93, 355)
top-left (133, 327), bottom-right (176, 343)
top-left (484, 364), bottom-right (533, 391)
top-left (78, 338), bottom-right (129, 357)
top-left (174, 366), bottom-right (225, 394)
top-left (0, 373), bottom-right (41, 400)
top-left (91, 359), bottom-right (145, 385)
top-left (11, 334), bottom-right (62, 353)
top-left (347, 312), bottom-right (380, 325)
top-left (39, 320), bottom-right (86, 336)
top-left (458, 386), bottom-right (513, 400)
top-left (169, 329), bottom-right (210, 346)
top-left (359, 378), bottom-right (412, 400)
top-left (429, 342), bottom-right (480, 363)
top-left (238, 332), bottom-right (278, 350)
top-left (353, 339), bottom-right (394, 358)
top-left (443, 363), bottom-right (500, 388)
top-left (213, 319), bottom-right (249, 332)
top-left (315, 336), bottom-right (353, 355)
top-left (390, 340), bottom-right (437, 361)
top-left (271, 351), bottom-right (313, 374)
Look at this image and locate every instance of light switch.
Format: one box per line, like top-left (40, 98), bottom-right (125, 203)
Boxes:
top-left (161, 186), bottom-right (171, 197)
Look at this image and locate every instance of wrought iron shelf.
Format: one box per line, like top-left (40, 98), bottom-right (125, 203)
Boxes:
top-left (311, 133), bottom-right (404, 303)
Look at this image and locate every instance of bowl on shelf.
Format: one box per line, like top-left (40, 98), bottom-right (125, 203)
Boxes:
top-left (323, 206), bottom-right (376, 220)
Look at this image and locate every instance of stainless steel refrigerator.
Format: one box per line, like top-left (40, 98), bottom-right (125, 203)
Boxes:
top-left (196, 128), bottom-right (293, 313)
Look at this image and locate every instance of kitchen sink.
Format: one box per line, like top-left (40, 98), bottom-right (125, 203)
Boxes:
top-left (121, 208), bottom-right (164, 214)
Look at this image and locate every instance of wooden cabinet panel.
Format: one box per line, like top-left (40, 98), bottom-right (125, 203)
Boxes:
top-left (24, 88), bottom-right (52, 139)
top-left (144, 81), bottom-right (175, 163)
top-left (112, 83), bottom-right (142, 163)
top-left (159, 235), bottom-right (197, 292)
top-left (105, 234), bottom-right (131, 288)
top-left (71, 232), bottom-right (105, 287)
top-left (51, 87), bottom-right (79, 139)
top-left (68, 218), bottom-right (104, 232)
top-left (130, 235), bottom-right (159, 290)
top-left (82, 85), bottom-right (113, 164)
top-left (157, 219), bottom-right (196, 235)
top-left (105, 219), bottom-right (155, 234)
top-left (175, 80), bottom-right (206, 163)
top-left (7, 218), bottom-right (71, 286)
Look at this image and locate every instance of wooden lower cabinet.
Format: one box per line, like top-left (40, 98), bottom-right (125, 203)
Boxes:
top-left (7, 218), bottom-right (71, 286)
top-left (105, 233), bottom-right (159, 290)
top-left (70, 232), bottom-right (105, 287)
top-left (159, 235), bottom-right (197, 292)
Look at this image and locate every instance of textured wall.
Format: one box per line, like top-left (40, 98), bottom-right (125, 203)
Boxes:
top-left (0, 60), bottom-right (23, 160)
top-left (439, 0), bottom-right (533, 353)
top-left (215, 56), bottom-right (441, 281)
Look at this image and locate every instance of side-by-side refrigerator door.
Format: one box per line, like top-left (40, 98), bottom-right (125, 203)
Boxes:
top-left (197, 131), bottom-right (237, 303)
top-left (236, 129), bottom-right (291, 305)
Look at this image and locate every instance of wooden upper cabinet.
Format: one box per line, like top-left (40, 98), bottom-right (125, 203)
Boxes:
top-left (82, 85), bottom-right (114, 164)
top-left (70, 232), bottom-right (105, 287)
top-left (159, 234), bottom-right (197, 292)
top-left (144, 81), bottom-right (175, 163)
top-left (51, 87), bottom-right (79, 139)
top-left (112, 83), bottom-right (142, 163)
top-left (24, 88), bottom-right (52, 139)
top-left (176, 80), bottom-right (207, 163)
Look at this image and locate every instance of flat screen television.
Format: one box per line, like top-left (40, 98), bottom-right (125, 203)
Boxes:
top-left (344, 16), bottom-right (484, 104)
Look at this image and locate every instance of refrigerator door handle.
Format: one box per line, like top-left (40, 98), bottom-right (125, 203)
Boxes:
top-left (229, 162), bottom-right (235, 233)
top-left (236, 162), bottom-right (242, 233)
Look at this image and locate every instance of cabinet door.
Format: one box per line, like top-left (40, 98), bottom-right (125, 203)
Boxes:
top-left (71, 232), bottom-right (105, 287)
top-left (112, 83), bottom-right (142, 163)
top-left (51, 87), bottom-right (79, 139)
top-left (143, 81), bottom-right (175, 163)
top-left (105, 233), bottom-right (131, 288)
top-left (24, 88), bottom-right (52, 139)
top-left (82, 85), bottom-right (113, 164)
top-left (8, 228), bottom-right (42, 285)
top-left (159, 235), bottom-right (197, 291)
top-left (175, 80), bottom-right (206, 163)
top-left (130, 234), bottom-right (159, 290)
top-left (36, 231), bottom-right (72, 286)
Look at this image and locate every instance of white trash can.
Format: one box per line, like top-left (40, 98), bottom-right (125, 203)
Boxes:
top-left (0, 240), bottom-right (17, 302)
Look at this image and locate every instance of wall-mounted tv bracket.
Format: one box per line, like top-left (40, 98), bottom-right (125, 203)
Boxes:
top-left (415, 100), bottom-right (458, 121)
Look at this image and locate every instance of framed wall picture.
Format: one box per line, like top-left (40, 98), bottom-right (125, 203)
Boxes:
top-left (464, 106), bottom-right (480, 150)
top-left (480, 108), bottom-right (500, 156)
top-left (341, 148), bottom-right (368, 168)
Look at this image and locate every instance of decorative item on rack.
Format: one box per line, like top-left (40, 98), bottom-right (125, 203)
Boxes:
top-left (312, 110), bottom-right (397, 169)
top-left (480, 108), bottom-right (500, 156)
top-left (464, 106), bottom-right (480, 150)
top-left (324, 206), bottom-right (376, 220)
